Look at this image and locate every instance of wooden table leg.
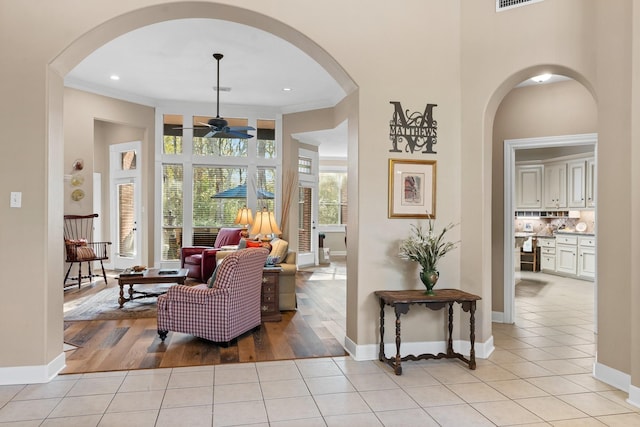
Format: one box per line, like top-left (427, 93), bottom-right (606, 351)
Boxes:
top-left (378, 299), bottom-right (386, 362)
top-left (118, 282), bottom-right (125, 308)
top-left (469, 300), bottom-right (477, 370)
top-left (394, 305), bottom-right (403, 375)
top-left (446, 302), bottom-right (454, 356)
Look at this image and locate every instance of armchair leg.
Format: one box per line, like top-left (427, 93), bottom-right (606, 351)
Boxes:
top-left (158, 330), bottom-right (168, 341)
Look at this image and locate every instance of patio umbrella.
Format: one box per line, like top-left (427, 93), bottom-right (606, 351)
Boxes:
top-left (211, 183), bottom-right (274, 199)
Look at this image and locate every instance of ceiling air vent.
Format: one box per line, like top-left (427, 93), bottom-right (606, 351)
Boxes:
top-left (496, 0), bottom-right (543, 12)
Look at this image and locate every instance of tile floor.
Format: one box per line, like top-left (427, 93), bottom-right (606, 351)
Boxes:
top-left (2, 272), bottom-right (640, 426)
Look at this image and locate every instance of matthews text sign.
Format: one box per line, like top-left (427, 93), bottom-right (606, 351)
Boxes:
top-left (389, 102), bottom-right (437, 154)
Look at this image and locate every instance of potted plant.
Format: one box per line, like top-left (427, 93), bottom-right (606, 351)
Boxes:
top-left (399, 219), bottom-right (459, 295)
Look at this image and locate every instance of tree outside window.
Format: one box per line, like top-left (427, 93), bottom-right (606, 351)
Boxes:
top-left (319, 172), bottom-right (347, 225)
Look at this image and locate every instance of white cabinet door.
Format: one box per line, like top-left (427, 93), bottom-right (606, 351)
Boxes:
top-left (556, 244), bottom-right (577, 275)
top-left (578, 246), bottom-right (596, 279)
top-left (544, 163), bottom-right (567, 209)
top-left (541, 254), bottom-right (556, 271)
top-left (516, 165), bottom-right (542, 209)
top-left (586, 158), bottom-right (596, 207)
top-left (567, 160), bottom-right (586, 208)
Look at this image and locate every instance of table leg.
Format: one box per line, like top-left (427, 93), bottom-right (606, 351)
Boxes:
top-left (394, 306), bottom-right (403, 375)
top-left (128, 284), bottom-right (135, 302)
top-left (469, 301), bottom-right (477, 370)
top-left (446, 302), bottom-right (454, 356)
top-left (118, 282), bottom-right (125, 308)
top-left (378, 299), bottom-right (386, 362)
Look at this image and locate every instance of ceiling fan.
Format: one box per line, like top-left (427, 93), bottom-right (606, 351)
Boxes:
top-left (176, 53), bottom-right (255, 139)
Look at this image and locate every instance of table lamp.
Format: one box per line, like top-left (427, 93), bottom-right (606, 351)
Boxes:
top-left (234, 206), bottom-right (253, 237)
top-left (250, 207), bottom-right (282, 249)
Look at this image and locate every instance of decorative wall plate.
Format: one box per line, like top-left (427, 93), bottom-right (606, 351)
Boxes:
top-left (72, 158), bottom-right (84, 171)
top-left (70, 174), bottom-right (84, 186)
top-left (575, 222), bottom-right (587, 232)
top-left (71, 189), bottom-right (85, 201)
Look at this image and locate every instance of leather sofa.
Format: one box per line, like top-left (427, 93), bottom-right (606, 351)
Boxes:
top-left (180, 228), bottom-right (243, 282)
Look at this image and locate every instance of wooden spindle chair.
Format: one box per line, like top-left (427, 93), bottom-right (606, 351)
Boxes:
top-left (63, 214), bottom-right (112, 288)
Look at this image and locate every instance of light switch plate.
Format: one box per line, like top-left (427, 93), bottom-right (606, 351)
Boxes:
top-left (10, 192), bottom-right (21, 208)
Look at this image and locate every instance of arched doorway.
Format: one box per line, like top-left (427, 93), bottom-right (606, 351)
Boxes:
top-left (482, 67), bottom-right (598, 324)
top-left (49, 2), bottom-right (358, 369)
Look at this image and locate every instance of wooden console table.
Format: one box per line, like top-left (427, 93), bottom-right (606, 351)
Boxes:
top-left (374, 289), bottom-right (481, 375)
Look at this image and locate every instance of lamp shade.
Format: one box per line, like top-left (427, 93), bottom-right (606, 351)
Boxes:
top-left (250, 207), bottom-right (282, 237)
top-left (234, 206), bottom-right (254, 226)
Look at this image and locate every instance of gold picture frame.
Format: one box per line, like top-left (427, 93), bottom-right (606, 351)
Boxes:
top-left (388, 159), bottom-right (436, 218)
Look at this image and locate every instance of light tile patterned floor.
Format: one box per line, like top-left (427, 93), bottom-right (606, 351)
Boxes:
top-left (1, 272), bottom-right (640, 426)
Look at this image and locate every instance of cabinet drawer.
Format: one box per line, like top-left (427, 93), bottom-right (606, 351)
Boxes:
top-left (556, 235), bottom-right (577, 245)
top-left (262, 275), bottom-right (277, 285)
top-left (262, 293), bottom-right (276, 303)
top-left (541, 247), bottom-right (555, 255)
top-left (538, 238), bottom-right (556, 248)
top-left (579, 237), bottom-right (596, 247)
top-left (262, 284), bottom-right (276, 295)
top-left (261, 302), bottom-right (277, 313)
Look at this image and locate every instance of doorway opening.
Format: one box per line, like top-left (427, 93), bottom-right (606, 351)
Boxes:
top-left (503, 134), bottom-right (597, 325)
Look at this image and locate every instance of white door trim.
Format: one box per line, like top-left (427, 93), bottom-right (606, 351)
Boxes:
top-left (109, 141), bottom-right (143, 269)
top-left (503, 133), bottom-right (597, 324)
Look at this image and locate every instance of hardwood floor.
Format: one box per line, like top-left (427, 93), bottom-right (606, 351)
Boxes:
top-left (62, 257), bottom-right (347, 374)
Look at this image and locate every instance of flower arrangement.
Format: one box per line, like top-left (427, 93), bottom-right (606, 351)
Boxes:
top-left (399, 219), bottom-right (459, 273)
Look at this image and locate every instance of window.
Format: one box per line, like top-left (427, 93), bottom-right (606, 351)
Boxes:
top-left (163, 114), bottom-right (183, 154)
top-left (319, 172), bottom-right (347, 225)
top-left (256, 167), bottom-right (276, 212)
top-left (192, 116), bottom-right (248, 157)
top-left (162, 164), bottom-right (183, 260)
top-left (194, 166), bottom-right (247, 227)
top-left (299, 157), bottom-right (312, 174)
top-left (256, 119), bottom-right (276, 159)
top-left (158, 111), bottom-right (280, 263)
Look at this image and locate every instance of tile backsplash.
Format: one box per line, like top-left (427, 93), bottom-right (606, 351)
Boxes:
top-left (515, 210), bottom-right (595, 235)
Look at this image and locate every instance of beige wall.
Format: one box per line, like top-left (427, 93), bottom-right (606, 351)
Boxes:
top-left (491, 80), bottom-right (597, 311)
top-left (64, 88), bottom-right (156, 265)
top-left (0, 0), bottom-right (638, 397)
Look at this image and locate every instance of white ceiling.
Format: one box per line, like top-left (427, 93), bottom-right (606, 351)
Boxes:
top-left (65, 18), bottom-right (349, 159)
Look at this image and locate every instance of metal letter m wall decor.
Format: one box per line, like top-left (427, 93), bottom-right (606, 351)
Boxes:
top-left (389, 102), bottom-right (438, 154)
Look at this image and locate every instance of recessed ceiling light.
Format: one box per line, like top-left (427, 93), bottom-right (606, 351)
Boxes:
top-left (531, 73), bottom-right (551, 83)
top-left (282, 87), bottom-right (292, 92)
top-left (110, 75), bottom-right (120, 81)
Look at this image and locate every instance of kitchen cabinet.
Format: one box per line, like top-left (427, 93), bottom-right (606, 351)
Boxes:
top-left (544, 163), bottom-right (567, 209)
top-left (586, 158), bottom-right (596, 208)
top-left (516, 165), bottom-right (542, 209)
top-left (567, 160), bottom-right (586, 208)
top-left (578, 236), bottom-right (596, 279)
top-left (555, 234), bottom-right (578, 275)
top-left (538, 238), bottom-right (556, 271)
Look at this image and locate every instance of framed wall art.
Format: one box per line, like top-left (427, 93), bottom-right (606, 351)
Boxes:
top-left (388, 159), bottom-right (437, 218)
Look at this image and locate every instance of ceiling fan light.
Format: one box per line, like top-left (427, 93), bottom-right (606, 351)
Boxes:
top-left (531, 73), bottom-right (552, 83)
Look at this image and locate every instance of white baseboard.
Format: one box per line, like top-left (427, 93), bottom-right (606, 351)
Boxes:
top-left (629, 384), bottom-right (640, 409)
top-left (344, 336), bottom-right (495, 362)
top-left (0, 352), bottom-right (66, 385)
top-left (492, 311), bottom-right (504, 323)
top-left (593, 361), bottom-right (631, 393)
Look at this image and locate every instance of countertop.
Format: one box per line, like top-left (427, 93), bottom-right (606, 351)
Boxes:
top-left (515, 231), bottom-right (596, 238)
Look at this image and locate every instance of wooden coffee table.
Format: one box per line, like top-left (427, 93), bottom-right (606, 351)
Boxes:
top-left (117, 268), bottom-right (189, 308)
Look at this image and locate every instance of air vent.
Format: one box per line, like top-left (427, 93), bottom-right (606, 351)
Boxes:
top-left (496, 0), bottom-right (543, 12)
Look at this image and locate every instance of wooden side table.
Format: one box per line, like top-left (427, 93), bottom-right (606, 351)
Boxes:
top-left (261, 267), bottom-right (282, 322)
top-left (374, 289), bottom-right (481, 375)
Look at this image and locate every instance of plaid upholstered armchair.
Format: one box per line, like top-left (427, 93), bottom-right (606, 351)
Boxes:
top-left (157, 247), bottom-right (269, 344)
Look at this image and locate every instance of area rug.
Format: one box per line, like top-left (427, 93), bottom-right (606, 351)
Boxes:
top-left (64, 283), bottom-right (177, 321)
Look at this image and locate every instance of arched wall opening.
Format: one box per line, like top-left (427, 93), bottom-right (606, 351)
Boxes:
top-left (48, 2), bottom-right (359, 370)
top-left (483, 65), bottom-right (598, 322)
